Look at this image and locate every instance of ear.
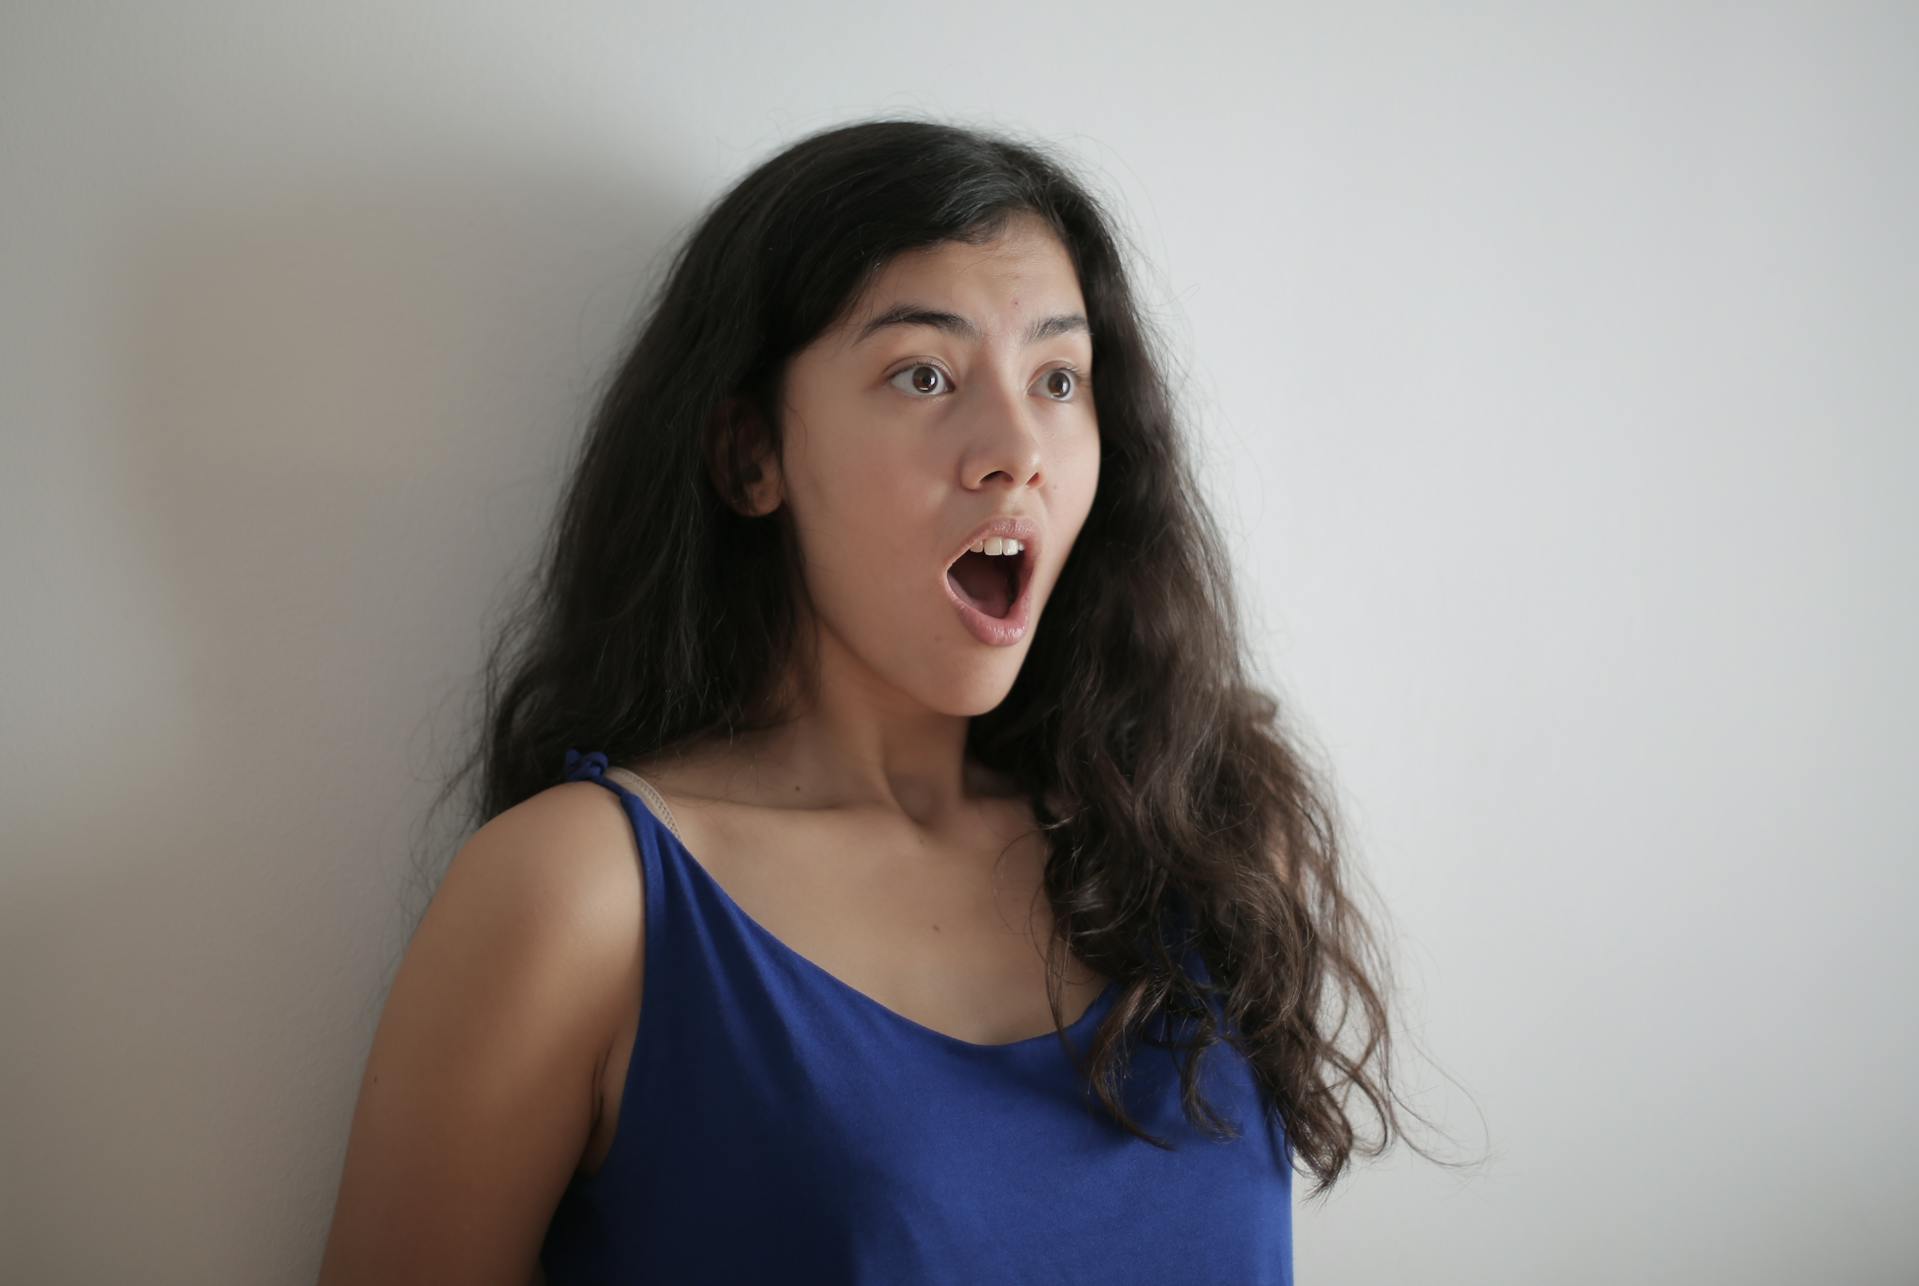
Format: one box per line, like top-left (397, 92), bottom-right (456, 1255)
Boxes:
top-left (707, 394), bottom-right (783, 518)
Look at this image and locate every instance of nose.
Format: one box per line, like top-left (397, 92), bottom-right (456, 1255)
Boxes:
top-left (960, 372), bottom-right (1047, 489)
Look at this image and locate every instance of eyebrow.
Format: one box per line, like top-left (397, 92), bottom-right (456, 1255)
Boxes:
top-left (854, 303), bottom-right (1090, 348)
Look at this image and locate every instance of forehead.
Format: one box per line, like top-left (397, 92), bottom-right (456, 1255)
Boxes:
top-left (846, 219), bottom-right (1086, 333)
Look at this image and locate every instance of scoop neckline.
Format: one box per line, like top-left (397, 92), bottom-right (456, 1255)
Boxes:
top-left (609, 773), bottom-right (1119, 1053)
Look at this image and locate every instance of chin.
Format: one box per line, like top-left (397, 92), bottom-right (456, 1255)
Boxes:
top-left (925, 662), bottom-right (1023, 718)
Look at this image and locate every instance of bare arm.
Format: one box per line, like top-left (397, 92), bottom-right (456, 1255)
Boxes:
top-left (317, 784), bottom-right (642, 1285)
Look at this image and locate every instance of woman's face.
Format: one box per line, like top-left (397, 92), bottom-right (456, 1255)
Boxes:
top-left (756, 216), bottom-right (1100, 716)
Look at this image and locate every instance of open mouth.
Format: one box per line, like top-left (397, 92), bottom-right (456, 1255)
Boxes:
top-left (945, 545), bottom-right (1028, 620)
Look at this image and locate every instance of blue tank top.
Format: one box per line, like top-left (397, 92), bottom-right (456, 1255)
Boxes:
top-left (539, 748), bottom-right (1294, 1285)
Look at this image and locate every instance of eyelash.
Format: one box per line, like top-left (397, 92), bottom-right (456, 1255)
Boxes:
top-left (886, 361), bottom-right (1089, 402)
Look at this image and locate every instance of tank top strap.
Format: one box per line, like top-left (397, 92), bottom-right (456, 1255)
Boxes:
top-left (601, 766), bottom-right (683, 840)
top-left (560, 746), bottom-right (611, 784)
top-left (561, 747), bottom-right (684, 839)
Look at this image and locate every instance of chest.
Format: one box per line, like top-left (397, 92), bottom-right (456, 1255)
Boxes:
top-left (698, 798), bottom-right (1083, 1013)
top-left (580, 778), bottom-right (1109, 1176)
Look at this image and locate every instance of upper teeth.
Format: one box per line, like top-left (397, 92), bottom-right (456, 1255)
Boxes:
top-left (970, 537), bottom-right (1024, 556)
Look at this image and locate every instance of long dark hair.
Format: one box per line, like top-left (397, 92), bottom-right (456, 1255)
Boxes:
top-left (412, 114), bottom-right (1476, 1200)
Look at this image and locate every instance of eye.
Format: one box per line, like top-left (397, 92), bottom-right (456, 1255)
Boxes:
top-left (886, 361), bottom-right (1090, 402)
top-left (1039, 365), bottom-right (1087, 402)
top-left (889, 361), bottom-right (952, 397)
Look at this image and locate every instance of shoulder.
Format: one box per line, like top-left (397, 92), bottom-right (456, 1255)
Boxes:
top-left (316, 781), bottom-right (645, 1282)
top-left (426, 780), bottom-right (647, 988)
top-left (467, 777), bottom-right (648, 1064)
top-left (416, 776), bottom-right (650, 1089)
top-left (478, 778), bottom-right (647, 908)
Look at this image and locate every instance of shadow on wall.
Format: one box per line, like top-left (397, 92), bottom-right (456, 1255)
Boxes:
top-left (4, 144), bottom-right (701, 1281)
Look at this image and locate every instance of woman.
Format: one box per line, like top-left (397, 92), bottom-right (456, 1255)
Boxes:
top-left (320, 117), bottom-right (1440, 1285)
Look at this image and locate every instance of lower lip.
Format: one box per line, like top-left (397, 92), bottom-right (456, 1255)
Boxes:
top-left (942, 564), bottom-right (1034, 646)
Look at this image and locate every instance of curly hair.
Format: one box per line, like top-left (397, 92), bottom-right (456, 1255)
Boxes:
top-left (412, 114), bottom-right (1474, 1201)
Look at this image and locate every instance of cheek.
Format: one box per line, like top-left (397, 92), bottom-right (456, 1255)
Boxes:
top-left (1055, 430), bottom-right (1100, 515)
top-left (791, 444), bottom-right (924, 593)
top-left (787, 426), bottom-right (878, 520)
top-left (815, 440), bottom-right (918, 544)
top-left (842, 448), bottom-right (907, 500)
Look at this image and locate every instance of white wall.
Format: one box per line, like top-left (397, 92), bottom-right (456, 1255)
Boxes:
top-left (3, 3), bottom-right (1912, 1282)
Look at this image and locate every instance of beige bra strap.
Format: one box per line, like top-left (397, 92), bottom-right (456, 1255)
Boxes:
top-left (603, 766), bottom-right (684, 841)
